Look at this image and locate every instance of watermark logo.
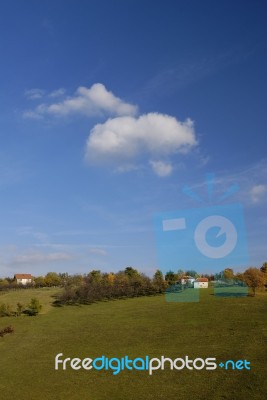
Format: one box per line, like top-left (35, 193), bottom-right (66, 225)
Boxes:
top-left (154, 174), bottom-right (249, 301)
top-left (55, 353), bottom-right (251, 375)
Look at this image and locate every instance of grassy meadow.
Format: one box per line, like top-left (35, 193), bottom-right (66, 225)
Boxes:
top-left (0, 287), bottom-right (266, 400)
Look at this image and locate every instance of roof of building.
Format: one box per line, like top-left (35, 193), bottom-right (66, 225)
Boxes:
top-left (14, 274), bottom-right (32, 279)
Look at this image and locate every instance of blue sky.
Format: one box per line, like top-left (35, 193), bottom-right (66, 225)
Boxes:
top-left (0, 0), bottom-right (266, 277)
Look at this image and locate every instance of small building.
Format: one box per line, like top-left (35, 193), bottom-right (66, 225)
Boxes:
top-left (194, 278), bottom-right (208, 289)
top-left (14, 274), bottom-right (32, 285)
top-left (180, 275), bottom-right (196, 285)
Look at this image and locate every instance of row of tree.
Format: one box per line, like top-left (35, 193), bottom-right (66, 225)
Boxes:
top-left (1, 269), bottom-right (193, 290)
top-left (57, 264), bottom-right (267, 304)
top-left (218, 265), bottom-right (267, 296)
top-left (57, 267), bottom-right (167, 304)
top-left (0, 263), bottom-right (266, 298)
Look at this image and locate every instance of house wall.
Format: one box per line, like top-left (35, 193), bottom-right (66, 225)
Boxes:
top-left (181, 278), bottom-right (195, 285)
top-left (194, 282), bottom-right (208, 289)
top-left (17, 279), bottom-right (31, 285)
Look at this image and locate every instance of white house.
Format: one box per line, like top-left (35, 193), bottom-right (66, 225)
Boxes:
top-left (194, 278), bottom-right (208, 289)
top-left (180, 276), bottom-right (196, 285)
top-left (14, 274), bottom-right (33, 285)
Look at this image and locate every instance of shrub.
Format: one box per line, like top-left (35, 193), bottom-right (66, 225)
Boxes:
top-left (0, 303), bottom-right (13, 317)
top-left (0, 325), bottom-right (14, 337)
top-left (23, 298), bottom-right (42, 316)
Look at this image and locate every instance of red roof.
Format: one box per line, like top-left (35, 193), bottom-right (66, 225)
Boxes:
top-left (196, 278), bottom-right (208, 282)
top-left (14, 274), bottom-right (32, 279)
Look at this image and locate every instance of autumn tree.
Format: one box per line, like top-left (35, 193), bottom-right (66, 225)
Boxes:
top-left (243, 268), bottom-right (265, 296)
top-left (260, 263), bottom-right (267, 285)
top-left (223, 268), bottom-right (234, 280)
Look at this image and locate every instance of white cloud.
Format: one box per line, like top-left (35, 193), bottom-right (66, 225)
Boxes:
top-left (85, 113), bottom-right (197, 175)
top-left (23, 84), bottom-right (198, 177)
top-left (13, 252), bottom-right (72, 264)
top-left (25, 88), bottom-right (46, 100)
top-left (48, 88), bottom-right (66, 98)
top-left (23, 83), bottom-right (137, 118)
top-left (149, 160), bottom-right (173, 177)
top-left (250, 184), bottom-right (267, 203)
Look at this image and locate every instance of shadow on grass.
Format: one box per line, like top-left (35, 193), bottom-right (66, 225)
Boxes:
top-left (214, 292), bottom-right (248, 298)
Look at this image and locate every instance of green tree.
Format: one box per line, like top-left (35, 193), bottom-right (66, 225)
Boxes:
top-left (153, 270), bottom-right (166, 292)
top-left (176, 269), bottom-right (184, 279)
top-left (185, 270), bottom-right (198, 278)
top-left (16, 302), bottom-right (24, 316)
top-left (68, 274), bottom-right (84, 286)
top-left (44, 272), bottom-right (61, 287)
top-left (0, 303), bottom-right (13, 317)
top-left (260, 262), bottom-right (267, 274)
top-left (34, 276), bottom-right (46, 287)
top-left (153, 269), bottom-right (164, 282)
top-left (87, 270), bottom-right (102, 283)
top-left (165, 271), bottom-right (177, 285)
top-left (0, 279), bottom-right (9, 289)
top-left (58, 272), bottom-right (69, 285)
top-left (243, 268), bottom-right (265, 296)
top-left (26, 298), bottom-right (42, 316)
top-left (124, 267), bottom-right (139, 278)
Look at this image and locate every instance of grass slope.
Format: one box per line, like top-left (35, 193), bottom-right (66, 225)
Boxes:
top-left (0, 288), bottom-right (266, 400)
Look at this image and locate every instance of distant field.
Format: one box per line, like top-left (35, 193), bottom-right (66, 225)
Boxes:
top-left (0, 288), bottom-right (266, 400)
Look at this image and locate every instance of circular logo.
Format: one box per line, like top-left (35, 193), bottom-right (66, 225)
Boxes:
top-left (194, 215), bottom-right (237, 258)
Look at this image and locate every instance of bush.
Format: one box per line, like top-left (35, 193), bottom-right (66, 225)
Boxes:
top-left (0, 325), bottom-right (14, 337)
top-left (0, 303), bottom-right (13, 317)
top-left (23, 298), bottom-right (42, 316)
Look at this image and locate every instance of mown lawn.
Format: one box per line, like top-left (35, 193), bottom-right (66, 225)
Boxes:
top-left (0, 288), bottom-right (266, 400)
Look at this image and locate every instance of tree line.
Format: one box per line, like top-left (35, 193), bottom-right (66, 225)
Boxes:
top-left (57, 268), bottom-right (167, 305)
top-left (0, 263), bottom-right (266, 300)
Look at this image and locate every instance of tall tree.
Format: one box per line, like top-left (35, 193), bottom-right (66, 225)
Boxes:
top-left (260, 262), bottom-right (267, 274)
top-left (243, 268), bottom-right (265, 296)
top-left (185, 270), bottom-right (198, 278)
top-left (153, 270), bottom-right (166, 292)
top-left (223, 268), bottom-right (234, 280)
top-left (87, 270), bottom-right (102, 283)
top-left (44, 272), bottom-right (61, 287)
top-left (124, 267), bottom-right (139, 278)
top-left (165, 271), bottom-right (177, 285)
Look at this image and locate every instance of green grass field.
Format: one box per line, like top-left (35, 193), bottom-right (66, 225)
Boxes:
top-left (0, 288), bottom-right (266, 400)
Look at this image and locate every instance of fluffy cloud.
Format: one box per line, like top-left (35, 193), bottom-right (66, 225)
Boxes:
top-left (149, 160), bottom-right (173, 177)
top-left (85, 113), bottom-right (197, 173)
top-left (250, 184), bottom-right (267, 203)
top-left (23, 83), bottom-right (137, 118)
top-left (23, 83), bottom-right (198, 177)
top-left (48, 88), bottom-right (66, 98)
